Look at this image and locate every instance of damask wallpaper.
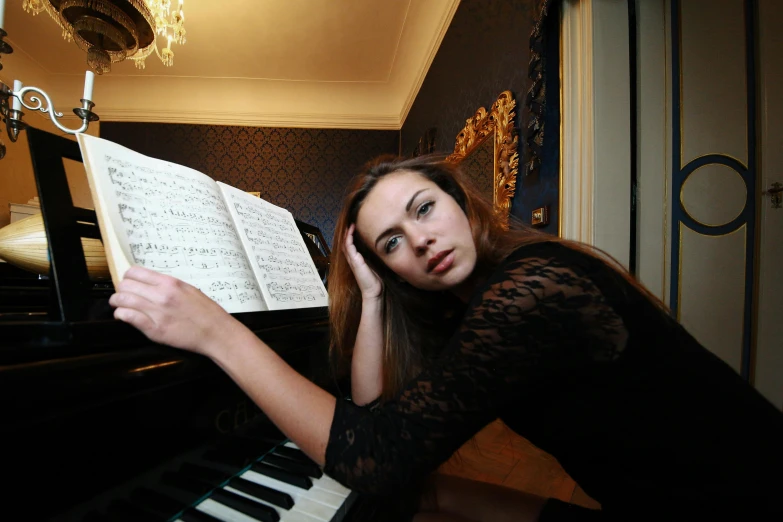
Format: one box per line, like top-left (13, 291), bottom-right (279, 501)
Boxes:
top-left (401, 0), bottom-right (560, 235)
top-left (100, 123), bottom-right (399, 247)
top-left (461, 137), bottom-right (495, 203)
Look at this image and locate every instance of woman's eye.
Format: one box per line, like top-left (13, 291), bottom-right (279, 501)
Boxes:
top-left (385, 236), bottom-right (400, 253)
top-left (417, 201), bottom-right (433, 217)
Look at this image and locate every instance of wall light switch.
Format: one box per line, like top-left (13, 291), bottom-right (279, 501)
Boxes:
top-left (531, 206), bottom-right (549, 227)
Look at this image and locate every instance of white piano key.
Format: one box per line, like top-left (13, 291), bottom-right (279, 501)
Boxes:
top-left (250, 470), bottom-right (344, 508)
top-left (240, 470), bottom-right (339, 522)
top-left (313, 474), bottom-right (351, 498)
top-left (283, 441), bottom-right (299, 449)
top-left (294, 485), bottom-right (344, 509)
top-left (224, 485), bottom-right (322, 522)
top-left (196, 498), bottom-right (263, 522)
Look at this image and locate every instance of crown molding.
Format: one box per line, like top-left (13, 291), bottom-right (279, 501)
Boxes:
top-left (398, 0), bottom-right (460, 124)
top-left (100, 108), bottom-right (401, 129)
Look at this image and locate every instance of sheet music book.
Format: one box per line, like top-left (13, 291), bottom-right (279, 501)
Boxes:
top-left (77, 134), bottom-right (328, 313)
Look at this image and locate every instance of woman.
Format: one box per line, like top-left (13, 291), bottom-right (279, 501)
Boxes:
top-left (110, 155), bottom-right (783, 521)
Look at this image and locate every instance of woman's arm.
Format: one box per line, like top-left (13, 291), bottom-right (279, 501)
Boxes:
top-left (350, 296), bottom-right (384, 405)
top-left (342, 224), bottom-right (385, 406)
top-left (211, 325), bottom-right (336, 466)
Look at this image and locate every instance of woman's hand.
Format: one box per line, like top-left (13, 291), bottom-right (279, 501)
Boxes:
top-left (344, 223), bottom-right (382, 300)
top-left (108, 266), bottom-right (244, 357)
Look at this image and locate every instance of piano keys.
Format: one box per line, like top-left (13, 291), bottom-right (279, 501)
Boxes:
top-left (78, 436), bottom-right (356, 522)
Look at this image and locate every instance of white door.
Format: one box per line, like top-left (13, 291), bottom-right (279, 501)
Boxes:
top-left (636, 0), bottom-right (782, 409)
top-left (754, 0), bottom-right (783, 409)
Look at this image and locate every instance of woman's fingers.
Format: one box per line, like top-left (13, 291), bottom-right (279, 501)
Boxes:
top-left (115, 278), bottom-right (169, 306)
top-left (343, 225), bottom-right (363, 267)
top-left (123, 265), bottom-right (167, 285)
top-left (109, 285), bottom-right (158, 312)
top-left (343, 225), bottom-right (357, 253)
top-left (113, 306), bottom-right (156, 332)
top-left (106, 266), bottom-right (242, 357)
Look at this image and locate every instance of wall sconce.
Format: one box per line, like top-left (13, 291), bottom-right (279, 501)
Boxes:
top-left (0, 0), bottom-right (99, 160)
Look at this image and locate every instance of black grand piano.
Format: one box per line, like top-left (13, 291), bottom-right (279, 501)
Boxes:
top-left (0, 129), bottom-right (377, 522)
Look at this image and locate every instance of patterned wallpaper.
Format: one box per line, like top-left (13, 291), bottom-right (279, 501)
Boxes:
top-left (461, 136), bottom-right (495, 202)
top-left (100, 123), bottom-right (399, 247)
top-left (401, 0), bottom-right (560, 234)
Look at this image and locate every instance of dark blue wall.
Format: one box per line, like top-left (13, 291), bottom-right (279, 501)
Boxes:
top-left (400, 0), bottom-right (560, 234)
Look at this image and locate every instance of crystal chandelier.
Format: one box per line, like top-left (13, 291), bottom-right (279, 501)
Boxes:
top-left (22, 0), bottom-right (186, 74)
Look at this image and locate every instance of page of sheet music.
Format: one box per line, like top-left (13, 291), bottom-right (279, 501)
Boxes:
top-left (79, 135), bottom-right (266, 314)
top-left (217, 183), bottom-right (329, 310)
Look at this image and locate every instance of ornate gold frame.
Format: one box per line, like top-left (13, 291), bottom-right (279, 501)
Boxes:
top-left (446, 90), bottom-right (519, 226)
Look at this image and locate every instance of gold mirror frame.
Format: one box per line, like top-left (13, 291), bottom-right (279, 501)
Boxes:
top-left (446, 90), bottom-right (519, 227)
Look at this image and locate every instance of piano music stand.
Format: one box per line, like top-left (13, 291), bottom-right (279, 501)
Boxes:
top-left (295, 218), bottom-right (331, 283)
top-left (26, 127), bottom-right (102, 322)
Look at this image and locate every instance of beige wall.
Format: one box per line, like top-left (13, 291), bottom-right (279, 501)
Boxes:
top-left (0, 118), bottom-right (98, 228)
top-left (561, 0), bottom-right (631, 269)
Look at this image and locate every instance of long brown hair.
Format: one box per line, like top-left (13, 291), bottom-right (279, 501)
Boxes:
top-left (328, 154), bottom-right (664, 401)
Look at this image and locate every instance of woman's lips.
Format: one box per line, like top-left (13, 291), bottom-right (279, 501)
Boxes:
top-left (428, 249), bottom-right (455, 274)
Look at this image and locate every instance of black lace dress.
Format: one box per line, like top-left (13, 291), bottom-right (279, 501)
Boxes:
top-left (324, 242), bottom-right (783, 521)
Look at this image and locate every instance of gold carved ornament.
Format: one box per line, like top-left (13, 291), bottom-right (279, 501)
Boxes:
top-left (446, 90), bottom-right (519, 228)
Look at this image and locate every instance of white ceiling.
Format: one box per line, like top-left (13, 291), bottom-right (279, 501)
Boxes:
top-left (2, 0), bottom-right (459, 128)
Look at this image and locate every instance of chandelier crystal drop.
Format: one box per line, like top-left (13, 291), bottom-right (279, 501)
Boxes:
top-left (22, 0), bottom-right (47, 15)
top-left (23, 0), bottom-right (187, 74)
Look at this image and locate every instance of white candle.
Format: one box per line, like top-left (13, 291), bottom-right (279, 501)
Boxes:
top-left (12, 80), bottom-right (21, 111)
top-left (0, 0), bottom-right (6, 30)
top-left (83, 70), bottom-right (95, 101)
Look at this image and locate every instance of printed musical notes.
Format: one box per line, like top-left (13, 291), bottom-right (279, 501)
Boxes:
top-left (218, 182), bottom-right (328, 309)
top-left (91, 146), bottom-right (265, 313)
top-left (78, 133), bottom-right (328, 314)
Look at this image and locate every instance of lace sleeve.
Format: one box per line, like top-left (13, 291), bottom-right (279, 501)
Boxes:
top-left (324, 247), bottom-right (629, 494)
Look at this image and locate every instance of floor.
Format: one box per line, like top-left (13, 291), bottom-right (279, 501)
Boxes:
top-left (436, 420), bottom-right (601, 510)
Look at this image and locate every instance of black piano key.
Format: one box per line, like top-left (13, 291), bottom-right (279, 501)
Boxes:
top-left (273, 445), bottom-right (313, 464)
top-left (264, 453), bottom-right (323, 479)
top-left (180, 508), bottom-right (225, 522)
top-left (228, 476), bottom-right (294, 509)
top-left (162, 471), bottom-right (213, 497)
top-left (210, 488), bottom-right (280, 522)
top-left (251, 461), bottom-right (313, 490)
top-left (180, 462), bottom-right (229, 484)
top-left (130, 487), bottom-right (184, 517)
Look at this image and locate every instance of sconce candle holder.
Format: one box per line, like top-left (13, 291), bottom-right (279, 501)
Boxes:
top-left (1, 82), bottom-right (99, 137)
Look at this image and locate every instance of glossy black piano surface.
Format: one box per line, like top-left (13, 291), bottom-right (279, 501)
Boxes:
top-left (1, 256), bottom-right (348, 517)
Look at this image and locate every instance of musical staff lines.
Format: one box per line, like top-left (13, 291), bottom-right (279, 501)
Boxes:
top-left (218, 183), bottom-right (328, 308)
top-left (102, 154), bottom-right (263, 311)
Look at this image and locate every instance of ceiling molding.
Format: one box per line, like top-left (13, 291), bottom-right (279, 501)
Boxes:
top-left (398, 0), bottom-right (460, 124)
top-left (101, 108), bottom-right (401, 130)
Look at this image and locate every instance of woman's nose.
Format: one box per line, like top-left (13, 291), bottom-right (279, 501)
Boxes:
top-left (412, 232), bottom-right (434, 255)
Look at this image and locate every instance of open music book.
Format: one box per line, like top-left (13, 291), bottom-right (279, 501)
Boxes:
top-left (77, 134), bottom-right (328, 313)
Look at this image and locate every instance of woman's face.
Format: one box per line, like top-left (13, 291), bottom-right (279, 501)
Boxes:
top-left (355, 170), bottom-right (477, 295)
